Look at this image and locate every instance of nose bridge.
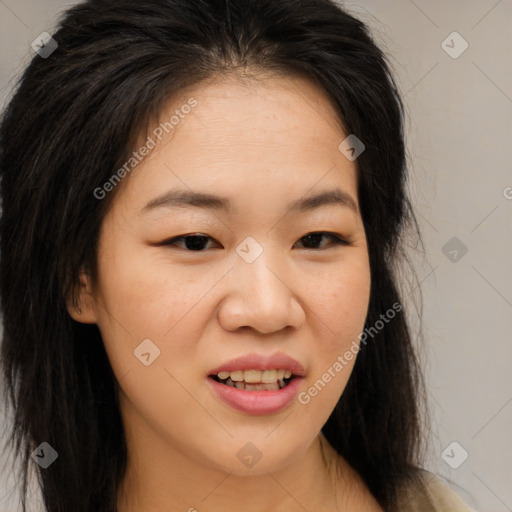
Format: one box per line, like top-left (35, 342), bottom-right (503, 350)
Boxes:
top-left (241, 248), bottom-right (287, 299)
top-left (218, 239), bottom-right (304, 333)
top-left (237, 243), bottom-right (289, 310)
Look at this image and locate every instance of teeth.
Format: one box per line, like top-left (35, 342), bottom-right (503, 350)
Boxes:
top-left (230, 370), bottom-right (244, 382)
top-left (233, 380), bottom-right (280, 391)
top-left (216, 369), bottom-right (295, 384)
top-left (261, 370), bottom-right (277, 383)
top-left (244, 370), bottom-right (262, 383)
top-left (247, 382), bottom-right (280, 391)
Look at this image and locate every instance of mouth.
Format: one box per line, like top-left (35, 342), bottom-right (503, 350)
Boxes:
top-left (209, 369), bottom-right (297, 391)
top-left (206, 353), bottom-right (305, 415)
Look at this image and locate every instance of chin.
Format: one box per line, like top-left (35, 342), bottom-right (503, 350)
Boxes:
top-left (201, 435), bottom-right (311, 477)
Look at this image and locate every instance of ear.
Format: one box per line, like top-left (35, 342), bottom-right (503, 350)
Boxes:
top-left (66, 271), bottom-right (99, 324)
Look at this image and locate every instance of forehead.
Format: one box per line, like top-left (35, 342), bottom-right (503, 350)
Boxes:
top-left (114, 72), bottom-right (358, 214)
top-left (169, 71), bottom-right (344, 144)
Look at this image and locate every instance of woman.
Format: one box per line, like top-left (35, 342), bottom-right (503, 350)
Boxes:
top-left (0, 0), bottom-right (475, 511)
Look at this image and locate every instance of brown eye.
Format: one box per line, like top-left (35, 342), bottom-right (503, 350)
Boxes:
top-left (294, 232), bottom-right (348, 250)
top-left (161, 234), bottom-right (220, 251)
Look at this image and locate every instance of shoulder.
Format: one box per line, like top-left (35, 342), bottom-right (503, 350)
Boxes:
top-left (396, 469), bottom-right (476, 512)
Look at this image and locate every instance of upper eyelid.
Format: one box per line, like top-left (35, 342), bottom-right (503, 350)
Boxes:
top-left (161, 232), bottom-right (349, 248)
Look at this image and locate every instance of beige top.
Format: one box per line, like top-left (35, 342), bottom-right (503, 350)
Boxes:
top-left (397, 470), bottom-right (476, 511)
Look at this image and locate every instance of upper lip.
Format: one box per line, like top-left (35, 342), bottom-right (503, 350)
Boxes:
top-left (208, 352), bottom-right (306, 377)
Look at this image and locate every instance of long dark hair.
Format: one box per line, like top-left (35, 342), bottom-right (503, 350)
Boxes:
top-left (0, 1), bottom-right (428, 510)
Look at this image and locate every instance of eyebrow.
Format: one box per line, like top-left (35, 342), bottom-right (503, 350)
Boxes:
top-left (141, 187), bottom-right (357, 214)
top-left (141, 189), bottom-right (231, 213)
top-left (288, 188), bottom-right (357, 213)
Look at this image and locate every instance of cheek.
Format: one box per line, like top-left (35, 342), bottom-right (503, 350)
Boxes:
top-left (299, 258), bottom-right (370, 407)
top-left (93, 250), bottom-right (233, 381)
top-left (92, 260), bottom-right (215, 439)
top-left (95, 249), bottom-right (220, 331)
top-left (304, 257), bottom-right (371, 344)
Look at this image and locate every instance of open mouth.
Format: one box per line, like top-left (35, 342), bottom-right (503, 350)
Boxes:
top-left (209, 369), bottom-right (296, 391)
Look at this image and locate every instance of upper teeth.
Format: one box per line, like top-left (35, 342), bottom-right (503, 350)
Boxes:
top-left (217, 369), bottom-right (292, 383)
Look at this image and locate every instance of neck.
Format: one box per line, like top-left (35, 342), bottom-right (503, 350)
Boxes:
top-left (116, 424), bottom-right (349, 512)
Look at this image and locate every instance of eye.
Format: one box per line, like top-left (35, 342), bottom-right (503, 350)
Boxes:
top-left (160, 233), bottom-right (221, 251)
top-left (293, 232), bottom-right (349, 250)
top-left (157, 231), bottom-right (349, 252)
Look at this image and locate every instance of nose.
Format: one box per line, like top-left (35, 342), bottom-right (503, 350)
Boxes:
top-left (217, 249), bottom-right (305, 334)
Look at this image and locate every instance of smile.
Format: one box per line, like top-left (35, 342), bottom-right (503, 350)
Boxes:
top-left (210, 369), bottom-right (295, 391)
top-left (207, 352), bottom-right (306, 414)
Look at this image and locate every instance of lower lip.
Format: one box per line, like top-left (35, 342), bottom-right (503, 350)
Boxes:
top-left (207, 376), bottom-right (303, 415)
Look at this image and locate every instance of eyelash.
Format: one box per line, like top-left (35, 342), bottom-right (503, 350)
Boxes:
top-left (158, 232), bottom-right (350, 252)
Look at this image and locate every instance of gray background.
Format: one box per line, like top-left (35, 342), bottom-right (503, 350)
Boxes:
top-left (0, 0), bottom-right (511, 510)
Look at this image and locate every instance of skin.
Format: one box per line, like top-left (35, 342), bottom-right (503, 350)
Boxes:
top-left (69, 72), bottom-right (381, 511)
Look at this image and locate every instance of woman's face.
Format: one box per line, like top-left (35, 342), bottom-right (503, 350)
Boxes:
top-left (75, 73), bottom-right (371, 475)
